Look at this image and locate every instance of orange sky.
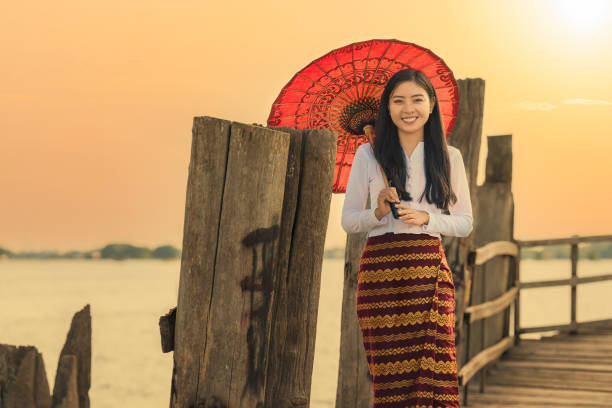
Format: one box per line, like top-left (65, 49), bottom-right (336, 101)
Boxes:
top-left (1, 0), bottom-right (611, 252)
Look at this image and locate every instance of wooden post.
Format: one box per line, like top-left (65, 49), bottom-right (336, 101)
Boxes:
top-left (263, 128), bottom-right (337, 408)
top-left (52, 355), bottom-right (79, 408)
top-left (335, 230), bottom-right (372, 408)
top-left (0, 306), bottom-right (89, 408)
top-left (443, 78), bottom-right (485, 369)
top-left (170, 117), bottom-right (290, 407)
top-left (0, 345), bottom-right (51, 408)
top-left (53, 304), bottom-right (91, 408)
top-left (513, 250), bottom-right (521, 345)
top-left (471, 134), bottom-right (514, 384)
top-left (570, 241), bottom-right (579, 334)
top-left (169, 118), bottom-right (336, 407)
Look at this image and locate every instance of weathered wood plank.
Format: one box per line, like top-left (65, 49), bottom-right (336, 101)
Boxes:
top-left (458, 336), bottom-right (513, 385)
top-left (196, 122), bottom-right (290, 407)
top-left (465, 286), bottom-right (517, 323)
top-left (159, 307), bottom-right (176, 353)
top-left (171, 118), bottom-right (292, 407)
top-left (466, 383), bottom-right (612, 407)
top-left (517, 234), bottom-right (612, 246)
top-left (336, 230), bottom-right (372, 408)
top-left (494, 359), bottom-right (612, 372)
top-left (54, 305), bottom-right (90, 408)
top-left (260, 127), bottom-right (305, 408)
top-left (472, 241), bottom-right (518, 266)
top-left (264, 128), bottom-right (336, 408)
top-left (467, 134), bottom-right (514, 390)
top-left (171, 117), bottom-right (232, 408)
top-left (52, 355), bottom-right (79, 408)
top-left (445, 78), bottom-right (485, 370)
top-left (0, 345), bottom-right (51, 408)
top-left (485, 369), bottom-right (612, 392)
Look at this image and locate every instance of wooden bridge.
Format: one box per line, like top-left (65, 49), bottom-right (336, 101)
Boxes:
top-left (459, 234), bottom-right (612, 407)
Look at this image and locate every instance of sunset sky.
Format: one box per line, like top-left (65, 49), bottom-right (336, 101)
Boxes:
top-left (2, 0), bottom-right (611, 252)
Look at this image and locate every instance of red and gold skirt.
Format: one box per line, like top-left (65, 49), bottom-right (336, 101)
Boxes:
top-left (357, 232), bottom-right (460, 408)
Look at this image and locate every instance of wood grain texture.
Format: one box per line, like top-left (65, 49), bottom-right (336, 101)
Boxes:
top-left (52, 355), bottom-right (78, 408)
top-left (54, 305), bottom-right (90, 408)
top-left (171, 118), bottom-right (291, 408)
top-left (0, 345), bottom-right (51, 408)
top-left (264, 129), bottom-right (336, 408)
top-left (335, 230), bottom-right (372, 408)
top-left (468, 135), bottom-right (514, 387)
top-left (445, 78), bottom-right (485, 370)
top-left (465, 326), bottom-right (612, 407)
top-left (171, 117), bottom-right (231, 408)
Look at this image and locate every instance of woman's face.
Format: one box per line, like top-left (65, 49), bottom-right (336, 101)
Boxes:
top-left (387, 80), bottom-right (434, 139)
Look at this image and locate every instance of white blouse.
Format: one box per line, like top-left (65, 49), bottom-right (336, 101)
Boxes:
top-left (341, 141), bottom-right (473, 238)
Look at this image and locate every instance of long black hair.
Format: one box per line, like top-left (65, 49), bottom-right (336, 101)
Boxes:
top-left (373, 68), bottom-right (457, 210)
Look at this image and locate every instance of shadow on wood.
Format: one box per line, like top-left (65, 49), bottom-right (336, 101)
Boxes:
top-left (168, 117), bottom-right (336, 408)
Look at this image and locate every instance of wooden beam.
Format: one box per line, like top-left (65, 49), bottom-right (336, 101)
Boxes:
top-left (520, 273), bottom-right (612, 289)
top-left (465, 286), bottom-right (518, 323)
top-left (471, 241), bottom-right (518, 266)
top-left (458, 336), bottom-right (513, 386)
top-left (519, 318), bottom-right (612, 335)
top-left (517, 234), bottom-right (612, 247)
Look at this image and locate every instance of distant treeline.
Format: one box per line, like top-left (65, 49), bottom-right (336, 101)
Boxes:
top-left (323, 242), bottom-right (612, 260)
top-left (0, 244), bottom-right (181, 260)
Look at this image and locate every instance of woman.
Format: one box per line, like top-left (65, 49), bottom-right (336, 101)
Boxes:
top-left (341, 68), bottom-right (472, 407)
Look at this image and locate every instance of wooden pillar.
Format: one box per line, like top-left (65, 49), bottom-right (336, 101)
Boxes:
top-left (169, 118), bottom-right (336, 407)
top-left (471, 135), bottom-right (514, 383)
top-left (52, 355), bottom-right (79, 408)
top-left (263, 128), bottom-right (337, 408)
top-left (53, 304), bottom-right (91, 408)
top-left (570, 241), bottom-right (579, 334)
top-left (0, 345), bottom-right (51, 408)
top-left (443, 78), bottom-right (485, 369)
top-left (0, 306), bottom-right (90, 408)
top-left (335, 230), bottom-right (372, 408)
top-left (170, 117), bottom-right (290, 407)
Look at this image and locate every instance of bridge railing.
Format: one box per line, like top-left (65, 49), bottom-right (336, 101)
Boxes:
top-left (459, 234), bottom-right (612, 406)
top-left (458, 240), bottom-right (519, 406)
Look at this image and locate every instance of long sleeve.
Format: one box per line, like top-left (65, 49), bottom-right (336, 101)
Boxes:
top-left (341, 145), bottom-right (389, 234)
top-left (422, 149), bottom-right (473, 237)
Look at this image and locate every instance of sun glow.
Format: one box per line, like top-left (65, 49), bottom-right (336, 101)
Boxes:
top-left (559, 0), bottom-right (608, 29)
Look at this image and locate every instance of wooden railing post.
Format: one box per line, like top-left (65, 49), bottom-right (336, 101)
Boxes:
top-left (570, 240), bottom-right (579, 334)
top-left (513, 249), bottom-right (521, 345)
top-left (471, 134), bottom-right (514, 382)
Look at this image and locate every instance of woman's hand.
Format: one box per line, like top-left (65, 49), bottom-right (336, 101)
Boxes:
top-left (396, 204), bottom-right (430, 226)
top-left (375, 187), bottom-right (400, 220)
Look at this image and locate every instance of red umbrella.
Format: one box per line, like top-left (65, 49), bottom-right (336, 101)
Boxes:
top-left (267, 39), bottom-right (459, 193)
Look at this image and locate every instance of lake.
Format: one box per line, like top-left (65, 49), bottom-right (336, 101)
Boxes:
top-left (2, 258), bottom-right (611, 407)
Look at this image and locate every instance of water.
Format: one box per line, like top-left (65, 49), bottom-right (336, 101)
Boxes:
top-left (1, 258), bottom-right (611, 407)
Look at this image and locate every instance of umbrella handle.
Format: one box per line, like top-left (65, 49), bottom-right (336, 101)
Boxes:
top-left (377, 163), bottom-right (401, 219)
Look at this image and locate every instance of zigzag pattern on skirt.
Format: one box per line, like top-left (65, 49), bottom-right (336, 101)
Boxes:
top-left (357, 232), bottom-right (460, 407)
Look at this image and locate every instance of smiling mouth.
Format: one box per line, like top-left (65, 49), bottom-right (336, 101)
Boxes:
top-left (401, 117), bottom-right (417, 123)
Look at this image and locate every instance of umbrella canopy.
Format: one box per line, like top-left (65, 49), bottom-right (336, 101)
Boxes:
top-left (267, 39), bottom-right (459, 193)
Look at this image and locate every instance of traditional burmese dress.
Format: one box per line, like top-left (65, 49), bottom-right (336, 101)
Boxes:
top-left (341, 142), bottom-right (473, 408)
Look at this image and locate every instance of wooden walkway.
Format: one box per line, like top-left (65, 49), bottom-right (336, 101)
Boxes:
top-left (464, 325), bottom-right (612, 407)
